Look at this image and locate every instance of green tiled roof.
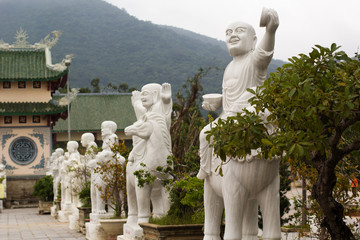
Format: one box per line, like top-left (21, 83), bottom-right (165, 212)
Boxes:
top-left (52, 93), bottom-right (136, 132)
top-left (0, 100), bottom-right (68, 115)
top-left (0, 49), bottom-right (68, 81)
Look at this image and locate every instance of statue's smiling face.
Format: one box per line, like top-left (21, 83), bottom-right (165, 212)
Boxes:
top-left (141, 90), bottom-right (154, 109)
top-left (81, 136), bottom-right (89, 147)
top-left (225, 22), bottom-right (257, 57)
top-left (101, 127), bottom-right (111, 138)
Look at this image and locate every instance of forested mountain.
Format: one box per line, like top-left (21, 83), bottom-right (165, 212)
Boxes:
top-left (0, 0), bottom-right (285, 93)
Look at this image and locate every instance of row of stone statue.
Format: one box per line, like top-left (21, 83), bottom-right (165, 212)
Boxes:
top-left (47, 120), bottom-right (122, 216)
top-left (48, 7), bottom-right (281, 240)
top-left (47, 83), bottom-right (174, 238)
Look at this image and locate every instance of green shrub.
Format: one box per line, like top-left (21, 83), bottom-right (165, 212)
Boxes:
top-left (33, 175), bottom-right (54, 201)
top-left (79, 181), bottom-right (91, 207)
top-left (165, 177), bottom-right (204, 224)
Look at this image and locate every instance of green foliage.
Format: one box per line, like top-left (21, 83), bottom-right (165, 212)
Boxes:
top-left (94, 140), bottom-right (130, 217)
top-left (167, 177), bottom-right (204, 223)
top-left (149, 211), bottom-right (201, 225)
top-left (279, 160), bottom-right (292, 225)
top-left (91, 78), bottom-right (100, 93)
top-left (170, 68), bottom-right (208, 178)
top-left (56, 182), bottom-right (61, 201)
top-left (133, 163), bottom-right (158, 188)
top-left (0, 177), bottom-right (4, 184)
top-left (206, 109), bottom-right (271, 163)
top-left (33, 175), bottom-right (54, 201)
top-left (79, 181), bottom-right (91, 207)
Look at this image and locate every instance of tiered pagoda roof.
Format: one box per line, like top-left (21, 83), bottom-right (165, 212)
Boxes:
top-left (0, 29), bottom-right (71, 87)
top-left (0, 29), bottom-right (71, 120)
top-left (0, 50), bottom-right (68, 83)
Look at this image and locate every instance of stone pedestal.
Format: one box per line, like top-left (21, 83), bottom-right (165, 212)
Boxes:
top-left (85, 212), bottom-right (113, 240)
top-left (69, 214), bottom-right (80, 231)
top-left (78, 207), bottom-right (91, 234)
top-left (58, 209), bottom-right (72, 222)
top-left (50, 205), bottom-right (58, 218)
top-left (58, 203), bottom-right (72, 222)
top-left (38, 201), bottom-right (53, 214)
top-left (118, 222), bottom-right (143, 240)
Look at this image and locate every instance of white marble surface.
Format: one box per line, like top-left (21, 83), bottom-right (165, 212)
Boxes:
top-left (57, 209), bottom-right (72, 223)
top-left (87, 121), bottom-right (125, 215)
top-left (86, 221), bottom-right (107, 240)
top-left (69, 214), bottom-right (79, 230)
top-left (53, 148), bottom-right (64, 201)
top-left (81, 133), bottom-right (98, 212)
top-left (198, 8), bottom-right (281, 240)
top-left (86, 212), bottom-right (114, 240)
top-left (124, 83), bottom-right (172, 239)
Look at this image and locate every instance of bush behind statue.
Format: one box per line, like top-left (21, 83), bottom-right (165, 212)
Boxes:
top-left (33, 175), bottom-right (54, 202)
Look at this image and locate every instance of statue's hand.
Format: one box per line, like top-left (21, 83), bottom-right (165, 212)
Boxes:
top-left (87, 159), bottom-right (95, 169)
top-left (131, 90), bottom-right (141, 104)
top-left (202, 101), bottom-right (218, 111)
top-left (124, 126), bottom-right (133, 136)
top-left (161, 83), bottom-right (172, 101)
top-left (265, 8), bottom-right (279, 33)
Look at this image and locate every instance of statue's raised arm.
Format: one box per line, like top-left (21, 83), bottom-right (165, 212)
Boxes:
top-left (131, 90), bottom-right (146, 120)
top-left (161, 83), bottom-right (172, 105)
top-left (258, 7), bottom-right (279, 52)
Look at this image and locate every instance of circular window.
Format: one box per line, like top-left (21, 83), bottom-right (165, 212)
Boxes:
top-left (9, 137), bottom-right (38, 165)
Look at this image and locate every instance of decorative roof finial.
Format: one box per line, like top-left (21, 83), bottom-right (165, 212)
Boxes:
top-left (39, 31), bottom-right (62, 49)
top-left (14, 28), bottom-right (29, 48)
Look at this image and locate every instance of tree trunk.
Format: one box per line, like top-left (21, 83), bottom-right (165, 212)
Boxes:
top-left (312, 156), bottom-right (355, 240)
top-left (302, 176), bottom-right (307, 226)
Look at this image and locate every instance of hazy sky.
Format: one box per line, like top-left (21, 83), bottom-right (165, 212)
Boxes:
top-left (104, 0), bottom-right (360, 61)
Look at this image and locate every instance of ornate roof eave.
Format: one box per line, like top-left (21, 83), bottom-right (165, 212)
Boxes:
top-left (0, 101), bottom-right (69, 116)
top-left (0, 70), bottom-right (68, 82)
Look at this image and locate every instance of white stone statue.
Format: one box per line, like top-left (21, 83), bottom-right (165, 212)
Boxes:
top-left (60, 141), bottom-right (81, 210)
top-left (52, 148), bottom-right (64, 201)
top-left (81, 133), bottom-right (98, 211)
top-left (50, 148), bottom-right (63, 218)
top-left (197, 8), bottom-right (281, 240)
top-left (123, 83), bottom-right (172, 238)
top-left (60, 146), bottom-right (72, 210)
top-left (63, 141), bottom-right (84, 230)
top-left (88, 121), bottom-right (124, 214)
top-left (68, 141), bottom-right (83, 209)
top-left (46, 151), bottom-right (56, 176)
top-left (58, 147), bottom-right (74, 223)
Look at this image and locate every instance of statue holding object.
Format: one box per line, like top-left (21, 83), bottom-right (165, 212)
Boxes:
top-left (198, 8), bottom-right (281, 240)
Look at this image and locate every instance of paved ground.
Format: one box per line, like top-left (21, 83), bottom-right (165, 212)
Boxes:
top-left (0, 207), bottom-right (311, 240)
top-left (0, 208), bottom-right (86, 240)
top-left (0, 201), bottom-right (357, 240)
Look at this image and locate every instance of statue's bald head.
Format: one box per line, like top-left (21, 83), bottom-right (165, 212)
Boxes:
top-left (225, 21), bottom-right (257, 56)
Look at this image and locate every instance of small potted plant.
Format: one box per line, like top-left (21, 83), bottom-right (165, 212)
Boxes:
top-left (33, 175), bottom-right (54, 214)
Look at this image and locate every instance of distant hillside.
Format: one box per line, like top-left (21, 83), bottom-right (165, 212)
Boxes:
top-left (0, 0), bottom-right (285, 93)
